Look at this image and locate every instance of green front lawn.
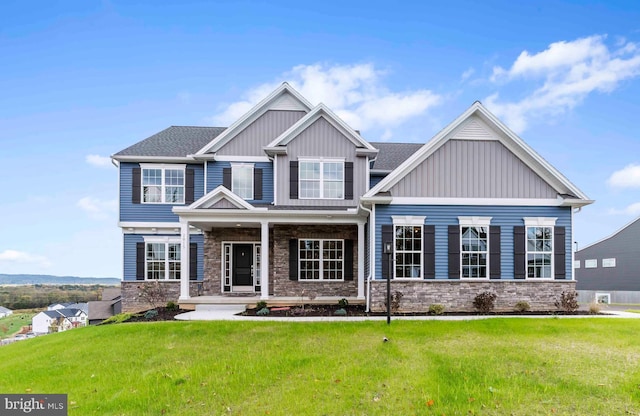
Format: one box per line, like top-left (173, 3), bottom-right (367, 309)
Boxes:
top-left (1, 319), bottom-right (639, 415)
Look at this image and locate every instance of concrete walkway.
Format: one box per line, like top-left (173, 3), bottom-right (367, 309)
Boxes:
top-left (174, 305), bottom-right (640, 321)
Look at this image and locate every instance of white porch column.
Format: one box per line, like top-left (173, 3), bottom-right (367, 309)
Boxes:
top-left (357, 221), bottom-right (365, 299)
top-left (179, 221), bottom-right (190, 300)
top-left (260, 221), bottom-right (270, 300)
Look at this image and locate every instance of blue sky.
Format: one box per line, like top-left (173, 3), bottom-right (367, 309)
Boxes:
top-left (1, 0), bottom-right (640, 278)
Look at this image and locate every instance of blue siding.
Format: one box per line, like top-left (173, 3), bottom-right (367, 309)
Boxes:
top-left (206, 161), bottom-right (274, 204)
top-left (120, 162), bottom-right (205, 222)
top-left (369, 175), bottom-right (385, 189)
top-left (374, 205), bottom-right (572, 280)
top-left (123, 234), bottom-right (204, 281)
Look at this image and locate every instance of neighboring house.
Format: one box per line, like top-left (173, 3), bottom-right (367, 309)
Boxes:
top-left (576, 217), bottom-right (640, 304)
top-left (32, 308), bottom-right (87, 334)
top-left (0, 306), bottom-right (13, 318)
top-left (47, 302), bottom-right (73, 311)
top-left (112, 83), bottom-right (592, 313)
top-left (88, 288), bottom-right (122, 325)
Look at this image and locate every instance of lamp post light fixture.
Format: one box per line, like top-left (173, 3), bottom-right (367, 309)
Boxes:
top-left (383, 241), bottom-right (393, 325)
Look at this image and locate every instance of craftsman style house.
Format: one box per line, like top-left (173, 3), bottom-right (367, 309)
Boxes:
top-left (113, 83), bottom-right (592, 312)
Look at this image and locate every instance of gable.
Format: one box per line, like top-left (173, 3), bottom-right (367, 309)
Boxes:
top-left (286, 116), bottom-right (359, 158)
top-left (209, 198), bottom-right (239, 209)
top-left (389, 138), bottom-right (558, 198)
top-left (216, 110), bottom-right (306, 156)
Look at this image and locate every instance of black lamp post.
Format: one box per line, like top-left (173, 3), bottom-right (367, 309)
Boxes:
top-left (383, 241), bottom-right (393, 325)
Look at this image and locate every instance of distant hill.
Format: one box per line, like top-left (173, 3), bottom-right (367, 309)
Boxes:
top-left (0, 274), bottom-right (120, 285)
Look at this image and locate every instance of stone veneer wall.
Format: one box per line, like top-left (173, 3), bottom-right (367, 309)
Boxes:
top-left (121, 281), bottom-right (203, 313)
top-left (370, 280), bottom-right (577, 312)
top-left (272, 224), bottom-right (358, 297)
top-left (203, 228), bottom-right (263, 296)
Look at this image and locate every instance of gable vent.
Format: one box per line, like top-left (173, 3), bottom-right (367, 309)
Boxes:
top-left (453, 118), bottom-right (496, 141)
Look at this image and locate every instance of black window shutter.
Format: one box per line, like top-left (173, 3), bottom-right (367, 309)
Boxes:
top-left (514, 226), bottom-right (526, 279)
top-left (423, 225), bottom-right (435, 279)
top-left (190, 243), bottom-right (198, 281)
top-left (185, 168), bottom-right (195, 204)
top-left (289, 239), bottom-right (298, 280)
top-left (290, 161), bottom-right (299, 199)
top-left (132, 168), bottom-right (141, 204)
top-left (253, 168), bottom-right (263, 200)
top-left (489, 226), bottom-right (501, 279)
top-left (344, 239), bottom-right (354, 280)
top-left (381, 225), bottom-right (393, 279)
top-left (448, 225), bottom-right (460, 279)
top-left (344, 162), bottom-right (354, 200)
top-left (554, 226), bottom-right (566, 280)
top-left (136, 242), bottom-right (145, 280)
top-left (222, 168), bottom-right (231, 190)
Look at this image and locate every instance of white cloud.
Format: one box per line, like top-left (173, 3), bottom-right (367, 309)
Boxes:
top-left (486, 35), bottom-right (640, 133)
top-left (608, 164), bottom-right (640, 188)
top-left (77, 197), bottom-right (118, 220)
top-left (608, 202), bottom-right (640, 216)
top-left (460, 67), bottom-right (475, 82)
top-left (86, 154), bottom-right (112, 168)
top-left (211, 63), bottom-right (442, 134)
top-left (0, 250), bottom-right (51, 268)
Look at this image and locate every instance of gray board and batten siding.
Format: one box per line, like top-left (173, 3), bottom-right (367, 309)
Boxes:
top-left (388, 139), bottom-right (558, 199)
top-left (275, 116), bottom-right (368, 207)
top-left (215, 110), bottom-right (306, 156)
top-left (576, 217), bottom-right (640, 297)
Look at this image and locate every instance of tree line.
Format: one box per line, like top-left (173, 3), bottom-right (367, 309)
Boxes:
top-left (0, 285), bottom-right (114, 310)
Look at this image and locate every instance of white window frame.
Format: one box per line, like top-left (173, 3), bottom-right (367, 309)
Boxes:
top-left (231, 163), bottom-right (254, 200)
top-left (392, 216), bottom-right (425, 279)
top-left (585, 259), bottom-right (597, 268)
top-left (298, 239), bottom-right (344, 281)
top-left (140, 164), bottom-right (186, 204)
top-left (595, 292), bottom-right (611, 304)
top-left (298, 158), bottom-right (345, 200)
top-left (458, 217), bottom-right (491, 279)
top-left (524, 217), bottom-right (556, 280)
top-left (602, 258), bottom-right (616, 268)
top-left (143, 236), bottom-right (181, 281)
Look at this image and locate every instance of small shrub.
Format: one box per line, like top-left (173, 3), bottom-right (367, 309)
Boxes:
top-left (473, 292), bottom-right (497, 314)
top-left (428, 304), bottom-right (445, 315)
top-left (334, 308), bottom-right (347, 316)
top-left (144, 309), bottom-right (159, 320)
top-left (256, 300), bottom-right (267, 310)
top-left (256, 307), bottom-right (270, 316)
top-left (338, 298), bottom-right (349, 308)
top-left (101, 313), bottom-right (132, 325)
top-left (555, 291), bottom-right (579, 313)
top-left (166, 301), bottom-right (178, 311)
top-left (588, 301), bottom-right (601, 315)
top-left (514, 301), bottom-right (531, 313)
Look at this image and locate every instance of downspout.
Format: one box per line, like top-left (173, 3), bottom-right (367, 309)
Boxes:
top-left (359, 202), bottom-right (373, 312)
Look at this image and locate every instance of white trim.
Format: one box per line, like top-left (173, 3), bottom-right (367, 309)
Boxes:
top-left (602, 258), bottom-right (616, 268)
top-left (119, 222), bottom-right (203, 235)
top-left (585, 259), bottom-right (597, 268)
top-left (392, 215), bottom-right (426, 226)
top-left (273, 154), bottom-right (278, 206)
top-left (595, 292), bottom-right (611, 304)
top-left (298, 159), bottom-right (345, 200)
top-left (112, 155), bottom-right (196, 163)
top-left (523, 217), bottom-right (557, 226)
top-left (388, 197), bottom-right (567, 206)
top-left (297, 238), bottom-right (345, 282)
top-left (142, 239), bottom-right (182, 281)
top-left (142, 236), bottom-right (181, 243)
top-left (260, 221), bottom-right (269, 299)
top-left (221, 241), bottom-right (261, 293)
top-left (265, 104), bottom-right (377, 152)
top-left (363, 101), bottom-right (591, 203)
top-left (139, 164), bottom-right (187, 205)
top-left (139, 163), bottom-right (186, 169)
top-left (458, 216), bottom-right (492, 226)
top-left (214, 155), bottom-right (270, 162)
top-left (186, 185), bottom-right (256, 210)
top-left (196, 83), bottom-right (313, 155)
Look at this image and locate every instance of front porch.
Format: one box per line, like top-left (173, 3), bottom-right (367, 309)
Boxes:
top-left (178, 295), bottom-right (366, 311)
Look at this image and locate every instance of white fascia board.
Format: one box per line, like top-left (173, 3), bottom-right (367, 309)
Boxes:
top-left (388, 197), bottom-right (567, 206)
top-left (196, 83), bottom-right (313, 156)
top-left (213, 155), bottom-right (271, 162)
top-left (266, 104), bottom-right (377, 151)
top-left (523, 217), bottom-right (557, 226)
top-left (118, 222), bottom-right (203, 234)
top-left (359, 195), bottom-right (393, 205)
top-left (111, 155), bottom-right (198, 163)
top-left (172, 210), bottom-right (365, 225)
top-left (184, 185), bottom-right (255, 210)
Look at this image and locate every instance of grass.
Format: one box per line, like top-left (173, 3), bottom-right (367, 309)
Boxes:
top-left (624, 309), bottom-right (640, 314)
top-left (0, 311), bottom-right (36, 338)
top-left (0, 319), bottom-right (639, 415)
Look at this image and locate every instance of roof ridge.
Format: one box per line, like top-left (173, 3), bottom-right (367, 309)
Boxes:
top-left (169, 125), bottom-right (227, 129)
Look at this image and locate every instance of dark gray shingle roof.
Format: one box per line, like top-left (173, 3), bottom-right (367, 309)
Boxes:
top-left (370, 142), bottom-right (423, 172)
top-left (114, 126), bottom-right (226, 157)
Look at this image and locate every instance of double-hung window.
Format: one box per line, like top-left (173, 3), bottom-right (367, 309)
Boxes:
top-left (524, 218), bottom-right (556, 279)
top-left (298, 239), bottom-right (344, 280)
top-left (145, 238), bottom-right (181, 280)
top-left (141, 164), bottom-right (185, 204)
top-left (231, 163), bottom-right (254, 200)
top-left (392, 216), bottom-right (425, 279)
top-left (458, 217), bottom-right (491, 279)
top-left (299, 160), bottom-right (344, 199)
